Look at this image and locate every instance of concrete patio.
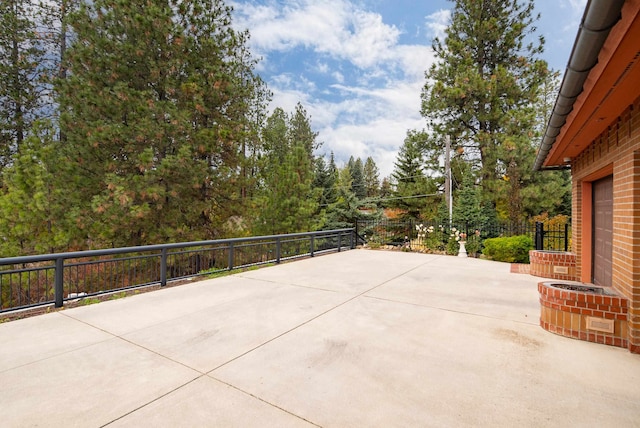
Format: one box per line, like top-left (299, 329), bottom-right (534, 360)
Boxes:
top-left (1, 249), bottom-right (638, 427)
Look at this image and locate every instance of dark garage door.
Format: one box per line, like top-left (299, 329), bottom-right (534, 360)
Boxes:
top-left (592, 175), bottom-right (613, 286)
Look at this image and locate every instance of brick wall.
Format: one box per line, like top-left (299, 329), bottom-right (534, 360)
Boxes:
top-left (529, 250), bottom-right (577, 281)
top-left (571, 97), bottom-right (640, 353)
top-left (539, 282), bottom-right (628, 348)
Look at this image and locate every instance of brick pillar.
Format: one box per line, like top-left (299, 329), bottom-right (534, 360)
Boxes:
top-left (630, 308), bottom-right (640, 354)
top-left (572, 179), bottom-right (580, 278)
top-left (627, 151), bottom-right (640, 353)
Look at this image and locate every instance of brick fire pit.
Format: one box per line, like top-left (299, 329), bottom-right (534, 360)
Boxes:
top-left (538, 281), bottom-right (628, 348)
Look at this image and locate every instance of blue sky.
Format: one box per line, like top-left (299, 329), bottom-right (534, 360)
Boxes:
top-left (231, 0), bottom-right (587, 178)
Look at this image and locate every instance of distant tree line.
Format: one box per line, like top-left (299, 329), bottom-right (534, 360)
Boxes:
top-left (0, 0), bottom-right (387, 256)
top-left (0, 0), bottom-right (570, 256)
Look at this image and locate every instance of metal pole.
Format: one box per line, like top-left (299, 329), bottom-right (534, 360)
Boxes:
top-left (54, 258), bottom-right (64, 308)
top-left (276, 238), bottom-right (281, 264)
top-left (409, 218), bottom-right (414, 242)
top-left (228, 243), bottom-right (234, 270)
top-left (160, 248), bottom-right (167, 286)
top-left (355, 220), bottom-right (359, 243)
top-left (535, 222), bottom-right (544, 251)
top-left (338, 233), bottom-right (342, 252)
top-left (310, 235), bottom-right (315, 257)
top-left (564, 223), bottom-right (569, 252)
top-left (445, 135), bottom-right (452, 226)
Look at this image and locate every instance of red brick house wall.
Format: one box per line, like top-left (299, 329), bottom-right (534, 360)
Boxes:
top-left (571, 97), bottom-right (640, 353)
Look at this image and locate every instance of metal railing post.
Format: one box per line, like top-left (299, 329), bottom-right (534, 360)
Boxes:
top-left (409, 218), bottom-right (414, 242)
top-left (350, 230), bottom-right (355, 249)
top-left (276, 238), bottom-right (281, 264)
top-left (54, 257), bottom-right (64, 308)
top-left (228, 243), bottom-right (234, 271)
top-left (355, 221), bottom-right (359, 243)
top-left (310, 235), bottom-right (315, 257)
top-left (535, 222), bottom-right (544, 251)
top-left (338, 233), bottom-right (342, 252)
top-left (160, 248), bottom-right (167, 286)
top-left (564, 223), bottom-right (569, 252)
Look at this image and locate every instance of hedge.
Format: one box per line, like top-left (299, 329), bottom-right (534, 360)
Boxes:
top-left (482, 235), bottom-right (533, 263)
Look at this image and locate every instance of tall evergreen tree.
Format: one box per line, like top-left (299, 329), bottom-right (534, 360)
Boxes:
top-left (324, 166), bottom-right (360, 229)
top-left (37, 0), bottom-right (80, 141)
top-left (421, 0), bottom-right (548, 221)
top-left (363, 156), bottom-right (380, 197)
top-left (0, 1), bottom-right (82, 254)
top-left (313, 152), bottom-right (344, 229)
top-left (520, 69), bottom-right (571, 218)
top-left (0, 0), bottom-right (47, 181)
top-left (347, 156), bottom-right (366, 199)
top-left (328, 152), bottom-right (338, 178)
top-left (253, 106), bottom-right (318, 235)
top-left (391, 132), bottom-right (439, 219)
top-left (56, 0), bottom-right (267, 246)
top-left (313, 156), bottom-right (337, 208)
top-left (452, 171), bottom-right (486, 227)
top-left (0, 121), bottom-right (72, 256)
top-left (379, 177), bottom-right (392, 201)
top-left (289, 102), bottom-right (319, 161)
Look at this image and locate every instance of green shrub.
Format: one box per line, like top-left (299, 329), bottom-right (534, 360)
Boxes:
top-left (465, 233), bottom-right (482, 257)
top-left (446, 235), bottom-right (459, 255)
top-left (482, 235), bottom-right (533, 263)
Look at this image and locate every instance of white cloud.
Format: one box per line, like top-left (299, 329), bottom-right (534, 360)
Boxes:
top-left (315, 61), bottom-right (330, 74)
top-left (302, 81), bottom-right (426, 177)
top-left (268, 87), bottom-right (315, 117)
top-left (270, 72), bottom-right (317, 93)
top-left (233, 0), bottom-right (402, 70)
top-left (395, 44), bottom-right (436, 79)
top-left (230, 0), bottom-right (587, 178)
top-left (265, 78), bottom-right (424, 178)
top-left (321, 116), bottom-right (423, 164)
top-left (425, 9), bottom-right (451, 42)
top-left (232, 0), bottom-right (439, 177)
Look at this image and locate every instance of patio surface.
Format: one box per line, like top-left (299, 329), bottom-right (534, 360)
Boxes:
top-left (1, 249), bottom-right (639, 427)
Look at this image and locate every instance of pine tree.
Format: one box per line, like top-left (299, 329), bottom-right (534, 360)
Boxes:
top-left (0, 0), bottom-right (47, 180)
top-left (253, 107), bottom-right (319, 235)
top-left (363, 156), bottom-right (380, 197)
top-left (313, 156), bottom-right (337, 208)
top-left (520, 69), bottom-right (571, 218)
top-left (391, 132), bottom-right (439, 219)
top-left (289, 102), bottom-right (319, 161)
top-left (286, 103), bottom-right (319, 231)
top-left (57, 0), bottom-right (267, 246)
top-left (0, 121), bottom-right (71, 255)
top-left (347, 156), bottom-right (366, 199)
top-left (380, 177), bottom-right (392, 201)
top-left (324, 166), bottom-right (360, 229)
top-left (452, 172), bottom-right (486, 228)
top-left (37, 0), bottom-right (80, 141)
top-left (421, 0), bottom-right (549, 221)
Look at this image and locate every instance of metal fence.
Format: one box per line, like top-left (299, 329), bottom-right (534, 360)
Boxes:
top-left (355, 219), bottom-right (570, 252)
top-left (0, 228), bottom-right (355, 313)
top-left (534, 222), bottom-right (570, 252)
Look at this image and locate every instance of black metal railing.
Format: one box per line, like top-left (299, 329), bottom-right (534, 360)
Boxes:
top-left (0, 228), bottom-right (355, 313)
top-left (534, 222), bottom-right (570, 252)
top-left (356, 219), bottom-right (571, 252)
